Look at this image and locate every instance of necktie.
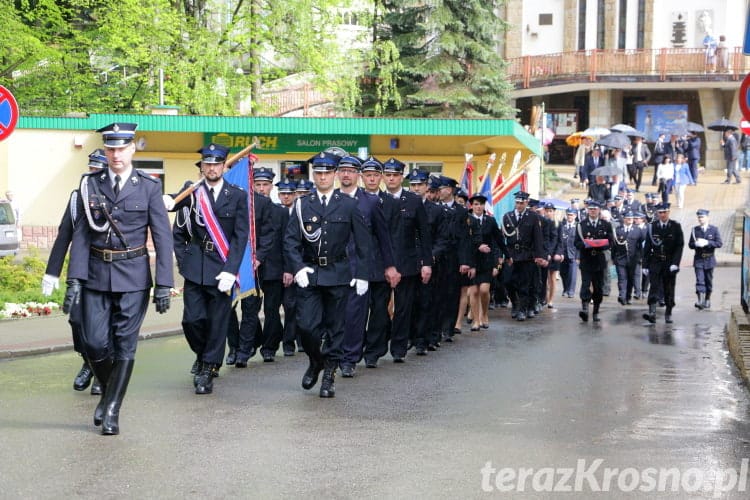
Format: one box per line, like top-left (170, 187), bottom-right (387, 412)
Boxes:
top-left (210, 187), bottom-right (215, 202)
top-left (114, 175), bottom-right (121, 196)
top-left (321, 194), bottom-right (327, 207)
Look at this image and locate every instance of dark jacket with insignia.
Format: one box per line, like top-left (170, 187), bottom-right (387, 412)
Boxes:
top-left (46, 190), bottom-right (84, 277)
top-left (259, 202), bottom-right (290, 281)
top-left (172, 180), bottom-right (250, 286)
top-left (339, 187), bottom-right (394, 283)
top-left (285, 190), bottom-right (371, 286)
top-left (69, 168), bottom-right (174, 291)
top-left (557, 221), bottom-right (579, 261)
top-left (573, 218), bottom-right (614, 272)
top-left (688, 224), bottom-right (722, 269)
top-left (611, 224), bottom-right (645, 267)
top-left (380, 190), bottom-right (432, 277)
top-left (467, 213), bottom-right (503, 272)
top-left (501, 209), bottom-right (544, 262)
top-left (643, 219), bottom-right (684, 269)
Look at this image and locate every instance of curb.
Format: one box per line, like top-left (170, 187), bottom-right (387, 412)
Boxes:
top-left (0, 327), bottom-right (184, 360)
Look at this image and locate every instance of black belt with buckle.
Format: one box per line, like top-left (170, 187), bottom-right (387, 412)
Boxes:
top-left (306, 255), bottom-right (347, 267)
top-left (656, 254), bottom-right (667, 261)
top-left (90, 246), bottom-right (147, 262)
top-left (700, 252), bottom-right (714, 258)
top-left (192, 238), bottom-right (217, 253)
top-left (590, 250), bottom-right (598, 256)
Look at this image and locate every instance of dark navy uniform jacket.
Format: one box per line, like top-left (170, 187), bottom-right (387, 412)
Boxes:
top-left (46, 190), bottom-right (83, 277)
top-left (574, 218), bottom-right (614, 272)
top-left (611, 224), bottom-right (646, 267)
top-left (381, 190), bottom-right (432, 277)
top-left (557, 221), bottom-right (579, 261)
top-left (501, 209), bottom-right (544, 262)
top-left (466, 214), bottom-right (503, 272)
top-left (439, 201), bottom-right (472, 267)
top-left (69, 169), bottom-right (174, 291)
top-left (688, 224), bottom-right (722, 269)
top-left (259, 202), bottom-right (289, 281)
top-left (172, 181), bottom-right (249, 286)
top-left (285, 190), bottom-right (371, 286)
top-left (541, 216), bottom-right (559, 259)
top-left (643, 219), bottom-right (684, 269)
top-left (423, 200), bottom-right (451, 264)
top-left (338, 188), bottom-right (394, 283)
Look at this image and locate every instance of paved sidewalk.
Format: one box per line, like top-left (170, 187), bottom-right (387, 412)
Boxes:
top-left (1, 166), bottom-right (747, 359)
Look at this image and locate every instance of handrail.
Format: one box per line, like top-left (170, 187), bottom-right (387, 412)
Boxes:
top-left (507, 47), bottom-right (747, 89)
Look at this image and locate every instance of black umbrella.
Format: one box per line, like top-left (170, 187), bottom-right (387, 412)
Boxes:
top-left (595, 132), bottom-right (631, 150)
top-left (686, 121), bottom-right (704, 133)
top-left (707, 118), bottom-right (739, 132)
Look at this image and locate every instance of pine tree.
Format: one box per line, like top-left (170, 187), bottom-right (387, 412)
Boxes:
top-left (373, 0), bottom-right (515, 118)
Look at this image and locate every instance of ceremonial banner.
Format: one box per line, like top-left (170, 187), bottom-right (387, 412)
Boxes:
top-left (223, 156), bottom-right (257, 301)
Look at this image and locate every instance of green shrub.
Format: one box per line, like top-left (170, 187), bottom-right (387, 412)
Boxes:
top-left (0, 249), bottom-right (65, 308)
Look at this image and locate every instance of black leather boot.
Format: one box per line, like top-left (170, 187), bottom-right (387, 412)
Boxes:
top-left (90, 377), bottom-right (102, 395)
top-left (301, 359), bottom-right (323, 390)
top-left (73, 361), bottom-right (93, 391)
top-left (195, 363), bottom-right (217, 395)
top-left (592, 303), bottom-right (601, 322)
top-left (101, 360), bottom-right (134, 435)
top-left (319, 363), bottom-right (336, 398)
top-left (665, 307), bottom-right (673, 324)
top-left (695, 292), bottom-right (705, 310)
top-left (225, 348), bottom-right (237, 366)
top-left (579, 301), bottom-right (589, 322)
top-left (643, 303), bottom-right (657, 324)
top-left (704, 292), bottom-right (711, 309)
top-left (90, 358), bottom-right (112, 426)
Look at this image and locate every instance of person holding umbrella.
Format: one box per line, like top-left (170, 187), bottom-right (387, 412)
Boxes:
top-left (721, 129), bottom-right (741, 184)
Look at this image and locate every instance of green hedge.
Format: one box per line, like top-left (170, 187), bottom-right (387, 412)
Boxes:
top-left (0, 250), bottom-right (65, 308)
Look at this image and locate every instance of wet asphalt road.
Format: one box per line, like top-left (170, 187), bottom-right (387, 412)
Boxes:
top-left (2, 268), bottom-right (750, 499)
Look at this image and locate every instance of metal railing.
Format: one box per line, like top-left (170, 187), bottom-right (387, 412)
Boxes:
top-left (506, 47), bottom-right (748, 89)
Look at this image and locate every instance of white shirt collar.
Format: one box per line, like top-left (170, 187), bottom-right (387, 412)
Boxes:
top-left (390, 188), bottom-right (403, 199)
top-left (111, 167), bottom-right (133, 188)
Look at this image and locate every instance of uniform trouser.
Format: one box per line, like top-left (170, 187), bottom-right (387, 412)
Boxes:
top-left (436, 257), bottom-right (461, 334)
top-left (363, 280), bottom-right (392, 363)
top-left (510, 260), bottom-right (536, 311)
top-left (579, 267), bottom-right (605, 305)
top-left (281, 285), bottom-right (299, 353)
top-left (81, 288), bottom-right (149, 362)
top-left (534, 265), bottom-right (545, 304)
top-left (297, 284), bottom-right (349, 367)
top-left (634, 263), bottom-right (643, 296)
top-left (236, 294), bottom-right (263, 358)
top-left (694, 265), bottom-right (714, 294)
top-left (341, 285), bottom-right (371, 366)
top-left (390, 275), bottom-right (419, 358)
top-left (616, 263), bottom-right (638, 300)
top-left (647, 265), bottom-right (677, 309)
top-left (68, 301), bottom-right (86, 355)
top-left (560, 259), bottom-right (578, 296)
top-left (260, 279), bottom-right (284, 356)
top-left (182, 279), bottom-right (232, 365)
top-left (411, 279), bottom-right (433, 349)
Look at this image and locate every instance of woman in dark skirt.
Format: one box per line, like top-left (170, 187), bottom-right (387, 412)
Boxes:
top-left (466, 193), bottom-right (504, 331)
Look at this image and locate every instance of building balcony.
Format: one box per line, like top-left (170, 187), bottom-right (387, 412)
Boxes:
top-left (507, 47), bottom-right (747, 96)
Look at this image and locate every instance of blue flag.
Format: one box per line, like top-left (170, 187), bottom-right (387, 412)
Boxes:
top-left (223, 156), bottom-right (258, 302)
top-left (479, 171), bottom-right (493, 216)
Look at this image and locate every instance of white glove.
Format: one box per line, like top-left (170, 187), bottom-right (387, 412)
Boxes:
top-left (350, 278), bottom-right (369, 296)
top-left (642, 268), bottom-right (649, 276)
top-left (669, 265), bottom-right (679, 272)
top-left (294, 267), bottom-right (314, 288)
top-left (215, 272), bottom-right (236, 293)
top-left (41, 274), bottom-right (59, 297)
top-left (162, 194), bottom-right (175, 211)
top-left (695, 238), bottom-right (708, 247)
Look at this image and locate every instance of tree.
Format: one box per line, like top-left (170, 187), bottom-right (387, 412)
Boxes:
top-left (371, 0), bottom-right (515, 118)
top-left (0, 0), bottom-right (359, 116)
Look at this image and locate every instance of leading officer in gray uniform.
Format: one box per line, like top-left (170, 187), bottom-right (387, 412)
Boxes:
top-left (66, 123), bottom-right (174, 435)
top-left (284, 151), bottom-right (371, 398)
